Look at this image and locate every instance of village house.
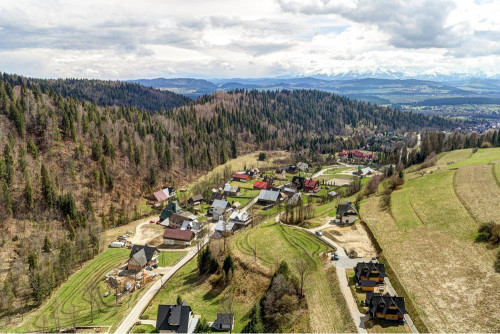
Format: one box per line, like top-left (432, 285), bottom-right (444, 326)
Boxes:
top-left (214, 220), bottom-right (236, 238)
top-left (209, 199), bottom-right (230, 220)
top-left (281, 187), bottom-right (297, 197)
top-left (160, 201), bottom-right (183, 222)
top-left (288, 192), bottom-right (302, 206)
top-left (228, 210), bottom-right (253, 229)
top-left (149, 186), bottom-right (176, 204)
top-left (180, 220), bottom-right (203, 235)
top-left (287, 165), bottom-right (298, 174)
top-left (223, 183), bottom-right (240, 196)
top-left (296, 161), bottom-right (309, 171)
top-left (211, 313), bottom-right (234, 331)
top-left (358, 166), bottom-right (375, 177)
top-left (303, 178), bottom-right (320, 192)
top-left (127, 244), bottom-right (159, 272)
top-left (354, 261), bottom-right (388, 283)
top-left (291, 176), bottom-right (306, 189)
top-left (338, 150), bottom-right (377, 161)
top-left (366, 293), bottom-right (408, 322)
top-left (209, 192), bottom-right (226, 205)
top-left (257, 189), bottom-right (280, 205)
top-left (163, 229), bottom-right (195, 246)
top-left (156, 301), bottom-right (198, 333)
top-left (232, 173), bottom-right (249, 182)
top-left (328, 190), bottom-right (338, 198)
top-left (187, 194), bottom-right (204, 206)
top-left (336, 201), bottom-right (358, 225)
top-left (162, 212), bottom-right (189, 229)
top-left (253, 180), bottom-right (269, 190)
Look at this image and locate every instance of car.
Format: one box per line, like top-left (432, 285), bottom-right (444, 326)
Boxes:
top-left (156, 220), bottom-right (161, 225)
top-left (333, 252), bottom-right (339, 261)
top-left (150, 220), bottom-right (155, 224)
top-left (146, 266), bottom-right (153, 271)
top-left (152, 264), bottom-right (158, 269)
top-left (315, 231), bottom-right (323, 237)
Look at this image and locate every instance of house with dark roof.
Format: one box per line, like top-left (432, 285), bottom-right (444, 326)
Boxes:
top-left (127, 244), bottom-right (159, 272)
top-left (366, 293), bottom-right (408, 322)
top-left (160, 201), bottom-right (183, 221)
top-left (214, 221), bottom-right (236, 238)
top-left (336, 201), bottom-right (358, 225)
top-left (354, 261), bottom-right (388, 283)
top-left (287, 165), bottom-right (298, 174)
top-left (303, 178), bottom-right (320, 192)
top-left (291, 176), bottom-right (306, 189)
top-left (211, 313), bottom-right (234, 331)
top-left (156, 301), bottom-right (198, 333)
top-left (163, 229), bottom-right (195, 246)
top-left (209, 192), bottom-right (226, 205)
top-left (360, 279), bottom-right (378, 292)
top-left (187, 194), bottom-right (204, 206)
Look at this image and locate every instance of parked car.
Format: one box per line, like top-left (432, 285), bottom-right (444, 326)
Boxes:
top-left (152, 264), bottom-right (158, 269)
top-left (150, 220), bottom-right (155, 224)
top-left (104, 291), bottom-right (111, 297)
top-left (333, 252), bottom-right (339, 261)
top-left (146, 266), bottom-right (153, 271)
top-left (156, 220), bottom-right (161, 224)
top-left (315, 231), bottom-right (323, 237)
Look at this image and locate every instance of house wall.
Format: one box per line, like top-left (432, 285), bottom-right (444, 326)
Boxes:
top-left (360, 275), bottom-right (384, 283)
top-left (127, 263), bottom-right (143, 271)
top-left (342, 215), bottom-right (357, 224)
top-left (361, 286), bottom-right (375, 292)
top-left (163, 238), bottom-right (192, 246)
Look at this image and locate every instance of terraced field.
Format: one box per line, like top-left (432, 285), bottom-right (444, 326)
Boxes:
top-left (360, 148), bottom-right (500, 333)
top-left (6, 249), bottom-right (142, 333)
top-left (232, 223), bottom-right (356, 333)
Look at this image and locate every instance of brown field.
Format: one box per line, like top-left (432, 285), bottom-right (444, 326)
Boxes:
top-left (454, 165), bottom-right (500, 224)
top-left (360, 148), bottom-right (500, 333)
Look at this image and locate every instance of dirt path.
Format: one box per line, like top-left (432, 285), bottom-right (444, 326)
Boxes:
top-left (128, 222), bottom-right (164, 245)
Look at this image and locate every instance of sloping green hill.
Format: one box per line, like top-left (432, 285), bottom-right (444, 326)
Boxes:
top-left (360, 147), bottom-right (500, 333)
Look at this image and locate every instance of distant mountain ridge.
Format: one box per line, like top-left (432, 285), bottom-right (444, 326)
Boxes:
top-left (128, 76), bottom-right (500, 105)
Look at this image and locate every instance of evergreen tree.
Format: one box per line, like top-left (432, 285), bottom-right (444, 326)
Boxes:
top-left (24, 177), bottom-right (34, 210)
top-left (43, 236), bottom-right (52, 253)
top-left (41, 164), bottom-right (55, 208)
top-left (3, 144), bottom-right (14, 185)
top-left (1, 181), bottom-right (13, 215)
top-left (223, 253), bottom-right (235, 277)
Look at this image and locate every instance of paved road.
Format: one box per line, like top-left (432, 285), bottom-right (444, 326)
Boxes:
top-left (114, 237), bottom-right (208, 333)
top-left (241, 196), bottom-right (258, 212)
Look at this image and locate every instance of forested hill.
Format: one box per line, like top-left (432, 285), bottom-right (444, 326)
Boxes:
top-left (0, 73), bottom-right (191, 111)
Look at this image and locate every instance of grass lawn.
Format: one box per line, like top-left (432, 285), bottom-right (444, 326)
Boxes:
top-left (495, 163), bottom-right (500, 184)
top-left (345, 269), bottom-right (368, 313)
top-left (231, 222), bottom-right (356, 333)
top-left (360, 147), bottom-right (500, 333)
top-left (158, 251), bottom-right (187, 267)
top-left (131, 324), bottom-right (158, 333)
top-left (6, 249), bottom-right (149, 333)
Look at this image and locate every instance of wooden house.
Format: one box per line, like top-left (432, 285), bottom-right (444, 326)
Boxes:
top-left (187, 194), bottom-right (204, 206)
top-left (127, 244), bottom-right (159, 272)
top-left (163, 229), bottom-right (195, 246)
top-left (223, 183), bottom-right (240, 196)
top-left (354, 261), bottom-right (387, 283)
top-left (303, 178), bottom-right (320, 192)
top-left (291, 176), bottom-right (306, 189)
top-left (211, 314), bottom-right (234, 331)
top-left (366, 293), bottom-right (408, 322)
top-left (257, 190), bottom-right (280, 205)
top-left (232, 173), bottom-right (249, 182)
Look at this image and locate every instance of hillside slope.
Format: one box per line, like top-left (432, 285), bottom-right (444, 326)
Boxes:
top-left (1, 73), bottom-right (191, 111)
top-left (360, 147), bottom-right (500, 333)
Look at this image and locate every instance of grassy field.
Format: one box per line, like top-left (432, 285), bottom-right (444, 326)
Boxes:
top-left (231, 222), bottom-right (356, 333)
top-left (158, 251), bottom-right (187, 267)
top-left (360, 147), bottom-right (500, 333)
top-left (5, 249), bottom-right (146, 333)
top-left (495, 162), bottom-right (500, 184)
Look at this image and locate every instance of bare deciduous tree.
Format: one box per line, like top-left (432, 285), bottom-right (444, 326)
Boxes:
top-left (295, 257), bottom-right (310, 298)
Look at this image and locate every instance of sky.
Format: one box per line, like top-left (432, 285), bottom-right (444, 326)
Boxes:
top-left (0, 0), bottom-right (499, 80)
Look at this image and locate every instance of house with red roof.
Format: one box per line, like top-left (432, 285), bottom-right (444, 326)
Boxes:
top-left (232, 173), bottom-right (249, 182)
top-left (253, 181), bottom-right (269, 190)
top-left (303, 178), bottom-right (320, 192)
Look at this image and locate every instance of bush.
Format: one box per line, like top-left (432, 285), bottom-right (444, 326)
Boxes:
top-left (495, 250), bottom-right (500, 273)
top-left (379, 194), bottom-right (391, 210)
top-left (418, 152), bottom-right (437, 170)
top-left (258, 152), bottom-right (266, 161)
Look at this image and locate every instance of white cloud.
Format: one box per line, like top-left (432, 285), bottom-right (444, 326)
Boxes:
top-left (0, 0), bottom-right (498, 79)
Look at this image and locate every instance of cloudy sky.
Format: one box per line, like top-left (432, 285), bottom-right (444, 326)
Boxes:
top-left (0, 0), bottom-right (499, 79)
